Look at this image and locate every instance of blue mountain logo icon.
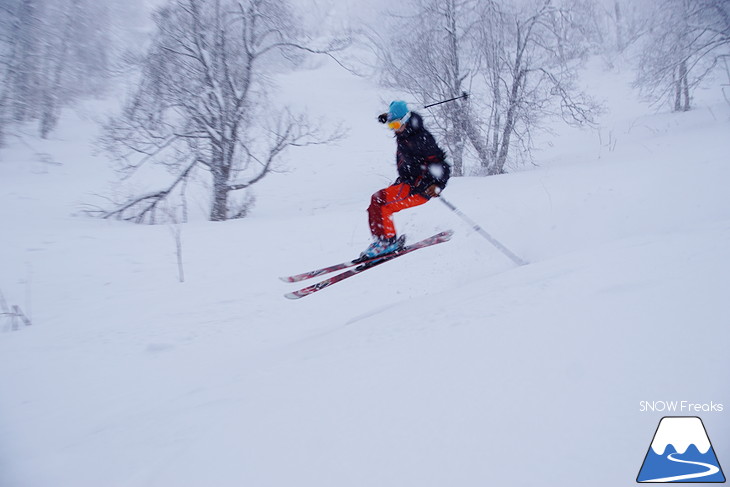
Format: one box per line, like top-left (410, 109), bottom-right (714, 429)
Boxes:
top-left (637, 416), bottom-right (725, 483)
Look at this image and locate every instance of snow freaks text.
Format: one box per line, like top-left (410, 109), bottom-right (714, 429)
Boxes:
top-left (639, 401), bottom-right (724, 413)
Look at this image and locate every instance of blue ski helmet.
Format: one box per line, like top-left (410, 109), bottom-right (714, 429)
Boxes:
top-left (387, 100), bottom-right (409, 121)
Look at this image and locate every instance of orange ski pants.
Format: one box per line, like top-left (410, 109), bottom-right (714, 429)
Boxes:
top-left (368, 183), bottom-right (429, 239)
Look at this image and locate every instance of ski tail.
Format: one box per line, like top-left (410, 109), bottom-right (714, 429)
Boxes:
top-left (280, 260), bottom-right (360, 283)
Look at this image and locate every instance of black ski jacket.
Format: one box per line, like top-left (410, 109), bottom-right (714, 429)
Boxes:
top-left (394, 112), bottom-right (450, 196)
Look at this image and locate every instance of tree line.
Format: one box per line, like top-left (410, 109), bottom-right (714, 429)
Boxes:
top-left (0, 0), bottom-right (115, 146)
top-left (370, 0), bottom-right (730, 176)
top-left (1, 0), bottom-right (728, 223)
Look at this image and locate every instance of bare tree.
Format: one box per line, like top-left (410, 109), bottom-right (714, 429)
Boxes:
top-left (369, 0), bottom-right (598, 176)
top-left (38, 0), bottom-right (110, 137)
top-left (596, 0), bottom-right (647, 53)
top-left (0, 0), bottom-right (111, 144)
top-left (722, 54), bottom-right (730, 106)
top-left (99, 0), bottom-right (346, 223)
top-left (634, 0), bottom-right (730, 111)
top-left (476, 0), bottom-right (599, 175)
top-left (0, 0), bottom-right (39, 145)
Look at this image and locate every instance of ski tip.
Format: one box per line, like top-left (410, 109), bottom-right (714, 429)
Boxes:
top-left (284, 292), bottom-right (302, 300)
top-left (279, 276), bottom-right (295, 283)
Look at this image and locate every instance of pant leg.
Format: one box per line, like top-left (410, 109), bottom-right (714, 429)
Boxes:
top-left (367, 183), bottom-right (429, 239)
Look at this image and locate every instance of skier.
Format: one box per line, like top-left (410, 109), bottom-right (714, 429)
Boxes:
top-left (360, 100), bottom-right (451, 259)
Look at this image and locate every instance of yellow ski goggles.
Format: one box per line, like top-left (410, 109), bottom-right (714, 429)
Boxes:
top-left (387, 112), bottom-right (411, 131)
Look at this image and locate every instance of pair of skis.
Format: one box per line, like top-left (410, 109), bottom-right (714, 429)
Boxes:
top-left (280, 230), bottom-right (454, 299)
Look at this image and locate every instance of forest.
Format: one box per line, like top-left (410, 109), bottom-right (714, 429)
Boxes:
top-left (2, 0), bottom-right (729, 222)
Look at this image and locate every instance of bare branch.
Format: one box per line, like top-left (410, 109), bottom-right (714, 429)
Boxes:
top-left (98, 160), bottom-right (199, 224)
top-left (98, 0), bottom-right (347, 223)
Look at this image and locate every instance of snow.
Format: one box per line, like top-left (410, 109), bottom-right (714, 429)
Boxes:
top-left (1, 57), bottom-right (730, 487)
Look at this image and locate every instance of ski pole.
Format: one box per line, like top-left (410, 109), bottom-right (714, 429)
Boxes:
top-left (439, 197), bottom-right (528, 266)
top-left (423, 92), bottom-right (469, 109)
top-left (378, 93), bottom-right (470, 123)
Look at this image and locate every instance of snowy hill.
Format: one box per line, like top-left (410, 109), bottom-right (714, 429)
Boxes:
top-left (1, 59), bottom-right (729, 487)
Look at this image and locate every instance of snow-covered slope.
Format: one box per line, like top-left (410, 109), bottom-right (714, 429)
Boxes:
top-left (1, 59), bottom-right (729, 487)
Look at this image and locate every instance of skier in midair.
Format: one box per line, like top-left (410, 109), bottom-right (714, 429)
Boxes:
top-left (360, 100), bottom-right (451, 259)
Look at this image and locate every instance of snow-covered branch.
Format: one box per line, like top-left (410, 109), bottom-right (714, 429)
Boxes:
top-left (100, 0), bottom-right (347, 223)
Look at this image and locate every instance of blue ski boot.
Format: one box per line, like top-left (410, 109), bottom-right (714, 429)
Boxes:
top-left (360, 235), bottom-right (406, 260)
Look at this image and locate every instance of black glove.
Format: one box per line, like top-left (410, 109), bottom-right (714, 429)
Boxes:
top-left (377, 113), bottom-right (388, 124)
